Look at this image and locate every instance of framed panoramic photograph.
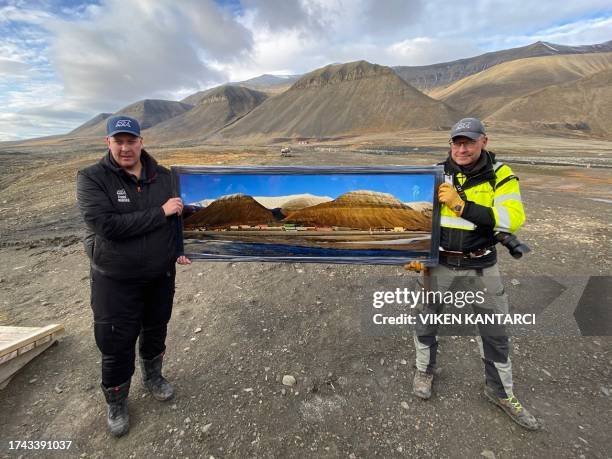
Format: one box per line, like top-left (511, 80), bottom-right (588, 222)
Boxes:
top-left (171, 166), bottom-right (443, 265)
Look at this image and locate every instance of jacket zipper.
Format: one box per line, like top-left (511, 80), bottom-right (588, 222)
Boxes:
top-left (135, 180), bottom-right (145, 262)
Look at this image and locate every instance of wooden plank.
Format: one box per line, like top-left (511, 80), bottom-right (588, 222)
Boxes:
top-left (0, 341), bottom-right (54, 390)
top-left (0, 326), bottom-right (40, 332)
top-left (0, 324), bottom-right (64, 358)
top-left (0, 327), bottom-right (41, 345)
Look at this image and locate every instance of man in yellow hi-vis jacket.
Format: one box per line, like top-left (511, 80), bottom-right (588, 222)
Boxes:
top-left (406, 118), bottom-right (541, 430)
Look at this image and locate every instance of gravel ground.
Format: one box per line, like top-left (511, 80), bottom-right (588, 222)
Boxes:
top-left (0, 144), bottom-right (611, 458)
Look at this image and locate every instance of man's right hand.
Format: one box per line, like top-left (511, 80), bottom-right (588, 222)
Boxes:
top-left (404, 261), bottom-right (426, 272)
top-left (162, 197), bottom-right (183, 216)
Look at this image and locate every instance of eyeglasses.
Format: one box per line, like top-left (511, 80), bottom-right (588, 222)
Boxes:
top-left (449, 139), bottom-right (479, 148)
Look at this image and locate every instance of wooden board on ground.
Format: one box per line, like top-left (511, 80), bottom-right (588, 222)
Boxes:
top-left (0, 324), bottom-right (64, 389)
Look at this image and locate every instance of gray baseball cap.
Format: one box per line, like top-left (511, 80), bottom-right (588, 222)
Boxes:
top-left (450, 117), bottom-right (486, 140)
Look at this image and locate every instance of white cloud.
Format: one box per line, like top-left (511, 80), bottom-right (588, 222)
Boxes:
top-left (387, 37), bottom-right (481, 66)
top-left (0, 58), bottom-right (30, 75)
top-left (506, 16), bottom-right (612, 47)
top-left (43, 0), bottom-right (253, 112)
top-left (0, 4), bottom-right (52, 25)
top-left (0, 108), bottom-right (83, 141)
top-left (361, 0), bottom-right (424, 37)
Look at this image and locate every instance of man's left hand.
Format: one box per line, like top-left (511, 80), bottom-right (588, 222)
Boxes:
top-left (177, 255), bottom-right (192, 265)
top-left (438, 183), bottom-right (465, 216)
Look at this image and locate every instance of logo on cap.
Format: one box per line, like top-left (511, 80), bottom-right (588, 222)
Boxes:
top-left (455, 121), bottom-right (472, 130)
top-left (115, 120), bottom-right (132, 128)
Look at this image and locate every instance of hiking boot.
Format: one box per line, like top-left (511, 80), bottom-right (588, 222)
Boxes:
top-left (140, 352), bottom-right (174, 401)
top-left (484, 386), bottom-right (542, 431)
top-left (101, 380), bottom-right (130, 437)
top-left (413, 370), bottom-right (434, 399)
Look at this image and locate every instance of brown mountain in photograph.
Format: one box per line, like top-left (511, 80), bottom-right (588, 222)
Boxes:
top-left (405, 201), bottom-right (434, 218)
top-left (70, 99), bottom-right (193, 137)
top-left (429, 52), bottom-right (612, 119)
top-left (393, 40), bottom-right (612, 92)
top-left (147, 85), bottom-right (267, 143)
top-left (284, 190), bottom-right (431, 230)
top-left (214, 60), bottom-right (459, 140)
top-left (184, 193), bottom-right (275, 229)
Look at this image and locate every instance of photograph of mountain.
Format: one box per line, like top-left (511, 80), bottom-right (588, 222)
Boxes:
top-left (174, 166), bottom-right (442, 264)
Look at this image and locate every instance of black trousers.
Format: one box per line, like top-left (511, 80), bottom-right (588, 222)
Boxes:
top-left (90, 268), bottom-right (175, 388)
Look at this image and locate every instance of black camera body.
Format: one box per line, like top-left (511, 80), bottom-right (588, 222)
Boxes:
top-left (495, 232), bottom-right (531, 259)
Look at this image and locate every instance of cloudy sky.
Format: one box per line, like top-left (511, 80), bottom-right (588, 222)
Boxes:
top-left (1, 0), bottom-right (611, 140)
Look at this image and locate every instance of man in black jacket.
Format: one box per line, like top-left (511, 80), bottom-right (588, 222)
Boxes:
top-left (77, 115), bottom-right (191, 437)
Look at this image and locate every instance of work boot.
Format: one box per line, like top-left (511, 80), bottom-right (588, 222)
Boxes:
top-left (101, 380), bottom-right (130, 437)
top-left (413, 370), bottom-right (434, 399)
top-left (140, 352), bottom-right (174, 401)
top-left (484, 386), bottom-right (542, 431)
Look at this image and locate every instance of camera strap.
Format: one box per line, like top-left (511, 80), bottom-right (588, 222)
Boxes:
top-left (452, 176), bottom-right (468, 201)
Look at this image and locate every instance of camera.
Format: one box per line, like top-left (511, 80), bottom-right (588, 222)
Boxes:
top-left (495, 232), bottom-right (531, 259)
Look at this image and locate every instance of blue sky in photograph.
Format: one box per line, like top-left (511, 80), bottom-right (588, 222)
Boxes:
top-left (179, 173), bottom-right (435, 205)
top-left (1, 0), bottom-right (611, 140)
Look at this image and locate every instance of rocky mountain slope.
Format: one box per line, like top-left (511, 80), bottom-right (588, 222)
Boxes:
top-left (147, 85), bottom-right (267, 143)
top-left (215, 61), bottom-right (459, 140)
top-left (429, 52), bottom-right (612, 119)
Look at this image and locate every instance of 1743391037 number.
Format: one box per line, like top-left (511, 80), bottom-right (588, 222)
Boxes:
top-left (8, 440), bottom-right (72, 450)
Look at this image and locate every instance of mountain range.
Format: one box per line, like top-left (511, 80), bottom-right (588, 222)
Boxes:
top-left (393, 40), bottom-right (612, 92)
top-left (184, 190), bottom-right (432, 231)
top-left (49, 39), bottom-right (612, 144)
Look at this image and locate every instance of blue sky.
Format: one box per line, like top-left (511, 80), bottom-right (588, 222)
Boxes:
top-left (1, 0), bottom-right (611, 140)
top-left (179, 173), bottom-right (434, 205)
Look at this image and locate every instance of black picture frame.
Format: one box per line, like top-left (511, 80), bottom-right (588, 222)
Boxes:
top-left (171, 165), bottom-right (443, 265)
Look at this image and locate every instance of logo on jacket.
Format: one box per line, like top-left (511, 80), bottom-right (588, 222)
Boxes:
top-left (116, 189), bottom-right (130, 203)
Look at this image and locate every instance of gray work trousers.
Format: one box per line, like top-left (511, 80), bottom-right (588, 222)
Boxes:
top-left (413, 263), bottom-right (514, 398)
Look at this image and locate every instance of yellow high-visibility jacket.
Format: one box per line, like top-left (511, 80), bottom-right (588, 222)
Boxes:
top-left (439, 151), bottom-right (525, 268)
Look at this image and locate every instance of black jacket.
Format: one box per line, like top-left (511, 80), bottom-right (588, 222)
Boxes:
top-left (77, 150), bottom-right (178, 279)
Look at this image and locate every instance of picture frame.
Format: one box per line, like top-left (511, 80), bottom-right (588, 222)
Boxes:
top-left (171, 166), bottom-right (443, 265)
